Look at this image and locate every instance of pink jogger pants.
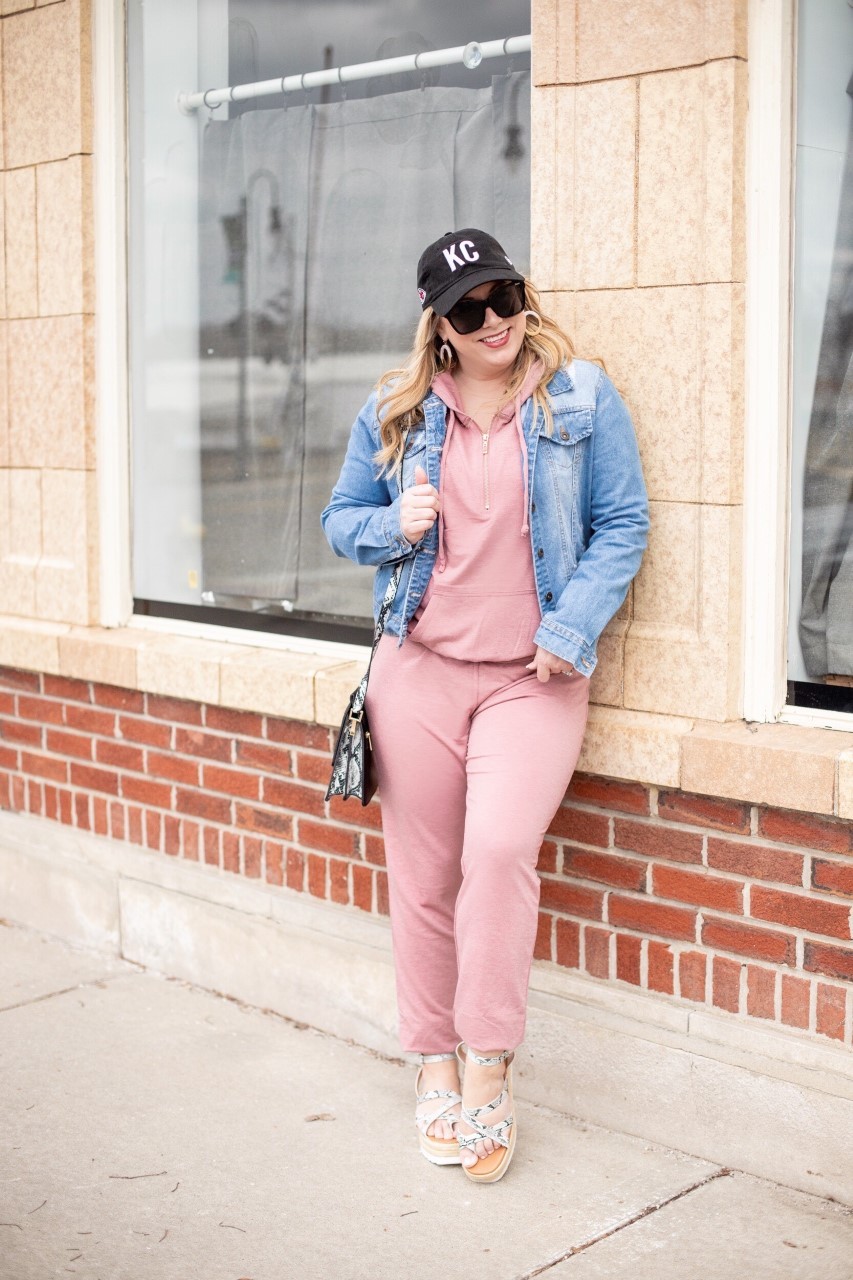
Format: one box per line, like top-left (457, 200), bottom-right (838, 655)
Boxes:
top-left (365, 633), bottom-right (591, 1054)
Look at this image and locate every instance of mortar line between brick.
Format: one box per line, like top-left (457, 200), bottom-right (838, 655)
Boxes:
top-left (514, 1167), bottom-right (733, 1279)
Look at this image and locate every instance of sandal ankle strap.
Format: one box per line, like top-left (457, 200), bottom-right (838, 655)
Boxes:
top-left (417, 1051), bottom-right (457, 1064)
top-left (465, 1047), bottom-right (513, 1067)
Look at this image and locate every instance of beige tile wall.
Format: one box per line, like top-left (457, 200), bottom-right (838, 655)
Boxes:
top-left (533, 0), bottom-right (748, 722)
top-left (0, 0), bottom-right (96, 626)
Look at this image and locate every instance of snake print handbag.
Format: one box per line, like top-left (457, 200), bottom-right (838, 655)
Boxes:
top-left (325, 561), bottom-right (403, 807)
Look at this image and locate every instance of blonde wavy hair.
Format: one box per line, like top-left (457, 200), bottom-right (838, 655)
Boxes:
top-left (373, 279), bottom-right (575, 477)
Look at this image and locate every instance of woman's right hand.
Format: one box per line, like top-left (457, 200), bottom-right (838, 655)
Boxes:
top-left (400, 464), bottom-right (440, 544)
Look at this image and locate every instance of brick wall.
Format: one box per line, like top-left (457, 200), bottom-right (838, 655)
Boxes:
top-left (1, 664), bottom-right (851, 1047)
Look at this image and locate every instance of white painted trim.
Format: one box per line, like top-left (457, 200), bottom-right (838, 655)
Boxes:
top-left (92, 0), bottom-right (134, 629)
top-left (781, 705), bottom-right (853, 734)
top-left (742, 0), bottom-right (796, 724)
top-left (129, 610), bottom-right (371, 663)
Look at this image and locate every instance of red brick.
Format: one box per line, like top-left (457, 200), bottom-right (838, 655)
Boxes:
top-left (75, 792), bottom-right (91, 829)
top-left (750, 885), bottom-right (851, 941)
top-left (555, 917), bottom-right (580, 967)
top-left (652, 864), bottom-right (743, 914)
top-left (262, 776), bottom-right (325, 817)
top-left (363, 833), bottom-right (386, 866)
top-left (707, 837), bottom-right (804, 887)
top-left (584, 926), bottom-right (611, 978)
top-left (58, 789), bottom-right (73, 824)
top-left (11, 774), bottom-right (25, 809)
top-left (182, 819), bottom-right (200, 861)
top-left (234, 803), bottom-right (293, 840)
top-left (609, 895), bottom-right (697, 942)
top-left (45, 728), bottom-right (93, 760)
top-left (536, 840), bottom-right (559, 874)
top-left (203, 826), bottom-right (220, 867)
top-left (163, 815), bottom-right (181, 858)
top-left (144, 810), bottom-right (162, 851)
top-left (679, 950), bottom-right (707, 1002)
top-left (352, 863), bottom-right (373, 911)
top-left (17, 695), bottom-right (64, 724)
top-left (174, 726), bottom-right (231, 761)
top-left (234, 739), bottom-right (292, 775)
top-left (376, 869), bottom-right (389, 916)
top-left (616, 932), bottom-right (641, 985)
top-left (757, 808), bottom-right (853, 855)
top-left (563, 847), bottom-right (646, 891)
top-left (147, 751), bottom-right (199, 786)
top-left (712, 955), bottom-right (741, 1013)
top-left (122, 775), bottom-right (172, 809)
top-left (702, 916), bottom-right (795, 965)
top-left (205, 705), bottom-right (264, 737)
top-left (307, 852), bottom-right (327, 899)
top-left (64, 705), bottom-right (116, 736)
top-left (780, 974), bottom-right (810, 1030)
top-left (26, 778), bottom-right (43, 815)
top-left (0, 691), bottom-right (14, 716)
top-left (222, 831), bottom-right (241, 873)
top-left (539, 879), bottom-right (604, 920)
top-left (0, 667), bottom-right (40, 691)
top-left (20, 751), bottom-right (68, 783)
top-left (534, 911), bottom-right (553, 960)
top-left (296, 817), bottom-right (357, 857)
top-left (548, 806), bottom-right (610, 847)
top-left (614, 818), bottom-right (703, 865)
top-left (95, 739), bottom-right (145, 772)
top-left (93, 685), bottom-right (145, 712)
top-left (203, 763), bottom-right (261, 801)
top-left (566, 772), bottom-right (650, 815)
top-left (294, 751), bottom-right (333, 785)
top-left (328, 794), bottom-right (383, 830)
top-left (0, 770), bottom-right (11, 809)
top-left (43, 674), bottom-right (91, 703)
top-left (746, 965), bottom-right (776, 1019)
top-left (286, 846), bottom-right (305, 890)
top-left (265, 841), bottom-right (284, 886)
top-left (657, 791), bottom-right (750, 834)
top-left (647, 940), bottom-right (674, 993)
top-left (803, 940), bottom-right (853, 982)
top-left (147, 694), bottom-right (203, 725)
top-left (92, 796), bottom-right (108, 836)
top-left (812, 858), bottom-right (853, 899)
top-left (267, 717), bottom-right (331, 750)
top-left (815, 983), bottom-right (847, 1042)
top-left (243, 835), bottom-right (261, 878)
top-left (0, 717), bottom-right (42, 746)
top-left (127, 805), bottom-right (143, 844)
top-left (109, 801), bottom-right (125, 840)
top-left (329, 857), bottom-right (349, 905)
top-left (175, 788), bottom-right (231, 823)
top-left (117, 715), bottom-right (172, 749)
top-left (43, 784), bottom-right (58, 820)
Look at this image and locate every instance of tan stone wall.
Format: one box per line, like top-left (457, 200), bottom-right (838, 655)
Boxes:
top-left (532, 0), bottom-right (748, 724)
top-left (0, 0), bottom-right (97, 626)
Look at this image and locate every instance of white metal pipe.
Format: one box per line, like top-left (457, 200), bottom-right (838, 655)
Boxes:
top-left (177, 34), bottom-right (531, 114)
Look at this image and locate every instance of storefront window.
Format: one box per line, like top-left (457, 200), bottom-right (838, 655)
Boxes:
top-left (788, 0), bottom-right (853, 713)
top-left (126, 0), bottom-right (531, 641)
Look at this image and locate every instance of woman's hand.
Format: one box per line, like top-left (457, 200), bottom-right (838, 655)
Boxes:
top-left (400, 464), bottom-right (440, 544)
top-left (525, 646), bottom-right (576, 683)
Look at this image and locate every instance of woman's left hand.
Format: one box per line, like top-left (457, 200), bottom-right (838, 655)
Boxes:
top-left (525, 647), bottom-right (576, 683)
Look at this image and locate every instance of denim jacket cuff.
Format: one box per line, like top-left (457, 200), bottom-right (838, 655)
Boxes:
top-left (381, 497), bottom-right (413, 557)
top-left (533, 619), bottom-right (597, 677)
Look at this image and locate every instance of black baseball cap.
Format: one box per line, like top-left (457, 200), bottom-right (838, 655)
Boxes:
top-left (416, 228), bottom-right (525, 316)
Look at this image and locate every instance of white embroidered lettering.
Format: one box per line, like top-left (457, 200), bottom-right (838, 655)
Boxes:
top-left (443, 244), bottom-right (465, 271)
top-left (460, 240), bottom-right (480, 263)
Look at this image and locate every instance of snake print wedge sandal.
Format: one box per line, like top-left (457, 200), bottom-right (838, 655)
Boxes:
top-left (414, 1051), bottom-right (463, 1165)
top-left (454, 1043), bottom-right (517, 1184)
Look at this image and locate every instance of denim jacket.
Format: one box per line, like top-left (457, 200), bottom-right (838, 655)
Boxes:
top-left (321, 359), bottom-right (649, 677)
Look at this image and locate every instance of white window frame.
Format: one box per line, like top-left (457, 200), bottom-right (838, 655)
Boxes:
top-left (743, 0), bottom-right (852, 732)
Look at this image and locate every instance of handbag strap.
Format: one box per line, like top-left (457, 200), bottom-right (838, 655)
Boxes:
top-left (350, 560), bottom-right (404, 718)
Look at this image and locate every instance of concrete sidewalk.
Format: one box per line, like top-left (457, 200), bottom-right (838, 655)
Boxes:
top-left (1, 919), bottom-right (851, 1280)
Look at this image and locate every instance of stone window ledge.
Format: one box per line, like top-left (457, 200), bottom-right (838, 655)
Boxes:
top-left (1, 615), bottom-right (851, 819)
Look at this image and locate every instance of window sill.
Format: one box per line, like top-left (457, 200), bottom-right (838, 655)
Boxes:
top-left (1, 613), bottom-right (850, 819)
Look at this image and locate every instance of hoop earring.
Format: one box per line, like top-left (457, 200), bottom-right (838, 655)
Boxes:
top-left (438, 340), bottom-right (454, 366)
top-left (524, 310), bottom-right (543, 336)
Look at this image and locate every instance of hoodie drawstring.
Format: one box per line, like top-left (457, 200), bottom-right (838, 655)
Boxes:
top-left (514, 393), bottom-right (530, 538)
top-left (436, 410), bottom-right (457, 573)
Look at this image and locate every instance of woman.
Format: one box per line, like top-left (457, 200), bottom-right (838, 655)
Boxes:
top-left (321, 228), bottom-right (649, 1184)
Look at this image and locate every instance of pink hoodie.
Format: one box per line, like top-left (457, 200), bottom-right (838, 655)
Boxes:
top-left (408, 361), bottom-right (545, 662)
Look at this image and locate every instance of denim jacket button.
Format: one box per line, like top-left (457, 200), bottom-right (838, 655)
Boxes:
top-left (560, 429), bottom-right (569, 440)
top-left (545, 591), bottom-right (553, 602)
top-left (537, 547), bottom-right (544, 558)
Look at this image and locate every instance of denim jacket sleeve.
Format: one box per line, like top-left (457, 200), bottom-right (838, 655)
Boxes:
top-left (533, 370), bottom-right (649, 674)
top-left (320, 391), bottom-right (414, 566)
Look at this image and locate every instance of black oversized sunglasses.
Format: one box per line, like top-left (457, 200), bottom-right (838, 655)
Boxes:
top-left (445, 280), bottom-right (526, 335)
